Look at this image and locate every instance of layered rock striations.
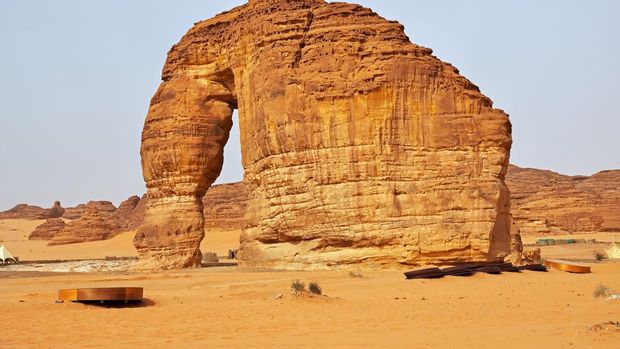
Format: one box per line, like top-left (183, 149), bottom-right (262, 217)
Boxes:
top-left (202, 182), bottom-right (248, 230)
top-left (137, 0), bottom-right (513, 269)
top-left (507, 165), bottom-right (620, 235)
top-left (28, 218), bottom-right (66, 240)
top-left (47, 198), bottom-right (145, 245)
top-left (48, 204), bottom-right (117, 246)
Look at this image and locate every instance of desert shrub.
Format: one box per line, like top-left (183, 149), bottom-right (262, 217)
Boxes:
top-left (348, 270), bottom-right (364, 278)
top-left (594, 251), bottom-right (607, 261)
top-left (291, 280), bottom-right (306, 294)
top-left (308, 282), bottom-right (322, 295)
top-left (202, 252), bottom-right (218, 263)
top-left (593, 284), bottom-right (614, 298)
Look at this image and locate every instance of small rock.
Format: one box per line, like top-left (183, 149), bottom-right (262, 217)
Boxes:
top-left (274, 293), bottom-right (283, 300)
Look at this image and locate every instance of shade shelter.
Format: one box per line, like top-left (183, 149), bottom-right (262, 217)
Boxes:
top-left (0, 244), bottom-right (18, 264)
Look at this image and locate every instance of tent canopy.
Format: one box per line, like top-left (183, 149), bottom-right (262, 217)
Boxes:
top-left (606, 243), bottom-right (620, 259)
top-left (0, 244), bottom-right (17, 263)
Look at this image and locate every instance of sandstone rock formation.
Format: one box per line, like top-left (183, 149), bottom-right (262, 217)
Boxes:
top-left (29, 218), bottom-right (66, 240)
top-left (113, 196), bottom-right (142, 231)
top-left (48, 204), bottom-right (117, 246)
top-left (136, 0), bottom-right (513, 269)
top-left (507, 165), bottom-right (620, 235)
top-left (47, 198), bottom-right (144, 246)
top-left (62, 204), bottom-right (87, 220)
top-left (0, 201), bottom-right (65, 220)
top-left (202, 182), bottom-right (248, 230)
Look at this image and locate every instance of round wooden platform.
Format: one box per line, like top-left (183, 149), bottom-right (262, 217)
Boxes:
top-left (544, 259), bottom-right (591, 274)
top-left (58, 287), bottom-right (143, 302)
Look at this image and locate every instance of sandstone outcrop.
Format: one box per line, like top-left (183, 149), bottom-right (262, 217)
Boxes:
top-left (47, 198), bottom-right (144, 245)
top-left (0, 201), bottom-right (65, 220)
top-left (62, 204), bottom-right (87, 220)
top-left (202, 182), bottom-right (248, 230)
top-left (28, 218), bottom-right (66, 240)
top-left (125, 195), bottom-right (148, 231)
top-left (48, 204), bottom-right (117, 246)
top-left (507, 165), bottom-right (620, 235)
top-left (114, 196), bottom-right (142, 230)
top-left (136, 0), bottom-right (513, 269)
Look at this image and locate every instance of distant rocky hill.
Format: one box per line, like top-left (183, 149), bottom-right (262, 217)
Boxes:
top-left (506, 165), bottom-right (620, 235)
top-left (1, 167), bottom-right (617, 244)
top-left (0, 182), bottom-right (247, 245)
top-left (0, 200), bottom-right (65, 220)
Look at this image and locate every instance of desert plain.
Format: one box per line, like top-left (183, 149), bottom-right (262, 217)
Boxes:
top-left (1, 219), bottom-right (619, 348)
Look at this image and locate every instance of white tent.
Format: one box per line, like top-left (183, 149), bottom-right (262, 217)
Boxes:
top-left (606, 243), bottom-right (620, 259)
top-left (0, 244), bottom-right (17, 264)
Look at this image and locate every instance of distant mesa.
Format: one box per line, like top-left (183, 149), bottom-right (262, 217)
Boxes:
top-left (0, 200), bottom-right (65, 220)
top-left (507, 165), bottom-right (620, 235)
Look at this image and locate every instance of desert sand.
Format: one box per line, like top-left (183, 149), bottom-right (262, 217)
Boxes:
top-left (1, 219), bottom-right (619, 348)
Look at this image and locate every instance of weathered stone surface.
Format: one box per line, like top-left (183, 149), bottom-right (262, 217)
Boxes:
top-left (29, 218), bottom-right (66, 240)
top-left (48, 204), bottom-right (117, 246)
top-left (0, 201), bottom-right (65, 220)
top-left (125, 195), bottom-right (148, 231)
top-left (114, 196), bottom-right (141, 230)
top-left (136, 0), bottom-right (513, 269)
top-left (507, 165), bottom-right (620, 235)
top-left (202, 182), bottom-right (248, 230)
top-left (62, 204), bottom-right (87, 220)
top-left (62, 201), bottom-right (116, 220)
top-left (47, 198), bottom-right (144, 245)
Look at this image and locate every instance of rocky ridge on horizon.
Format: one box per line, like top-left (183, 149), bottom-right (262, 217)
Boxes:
top-left (507, 165), bottom-right (620, 235)
top-left (1, 182), bottom-right (247, 245)
top-left (2, 165), bottom-right (618, 246)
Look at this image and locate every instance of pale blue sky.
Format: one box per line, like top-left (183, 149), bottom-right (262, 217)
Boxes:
top-left (1, 0), bottom-right (619, 210)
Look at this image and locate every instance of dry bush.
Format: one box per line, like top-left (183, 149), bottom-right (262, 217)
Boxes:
top-left (291, 280), bottom-right (306, 294)
top-left (308, 282), bottom-right (322, 295)
top-left (593, 284), bottom-right (614, 298)
top-left (348, 270), bottom-right (364, 278)
top-left (594, 251), bottom-right (607, 261)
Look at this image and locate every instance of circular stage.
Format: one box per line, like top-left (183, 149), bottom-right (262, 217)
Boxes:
top-left (58, 287), bottom-right (143, 302)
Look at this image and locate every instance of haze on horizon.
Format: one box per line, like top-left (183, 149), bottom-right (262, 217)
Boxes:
top-left (1, 0), bottom-right (619, 210)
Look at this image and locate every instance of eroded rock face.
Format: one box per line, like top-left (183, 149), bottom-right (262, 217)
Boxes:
top-left (62, 204), bottom-right (87, 220)
top-left (29, 218), bottom-right (66, 240)
top-left (203, 182), bottom-right (248, 230)
top-left (48, 204), bottom-right (117, 246)
top-left (136, 0), bottom-right (513, 269)
top-left (507, 165), bottom-right (620, 235)
top-left (47, 198), bottom-right (144, 245)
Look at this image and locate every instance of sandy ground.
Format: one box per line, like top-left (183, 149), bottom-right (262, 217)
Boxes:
top-left (1, 219), bottom-right (619, 348)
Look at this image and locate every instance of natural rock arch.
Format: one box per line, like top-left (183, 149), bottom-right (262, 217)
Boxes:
top-left (135, 0), bottom-right (513, 269)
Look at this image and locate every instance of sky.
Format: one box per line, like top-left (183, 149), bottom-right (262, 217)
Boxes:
top-left (0, 0), bottom-right (619, 210)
